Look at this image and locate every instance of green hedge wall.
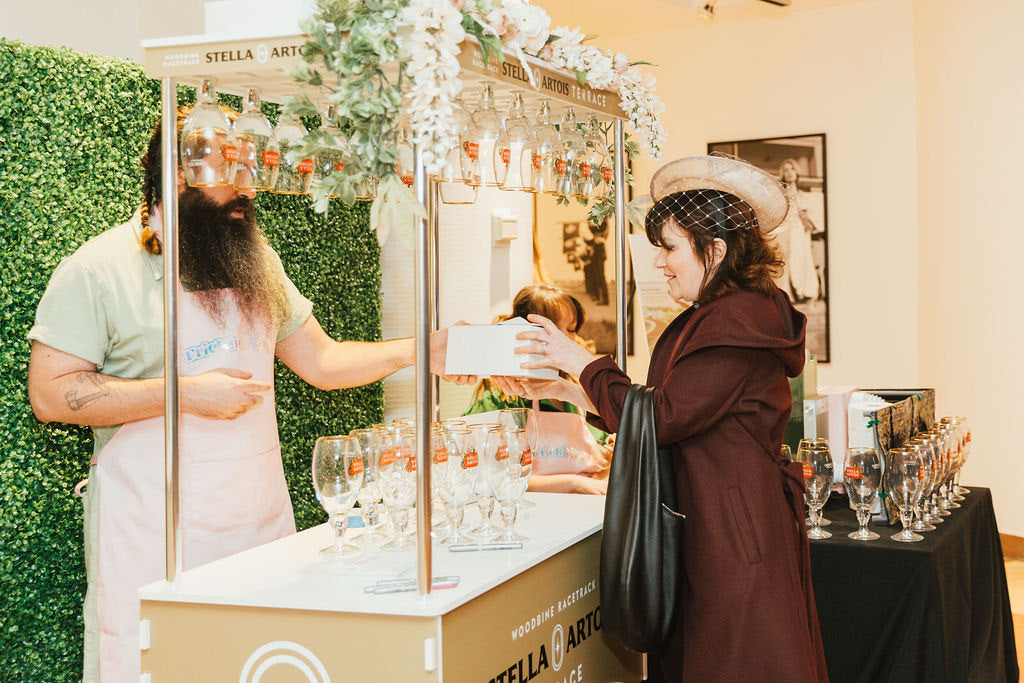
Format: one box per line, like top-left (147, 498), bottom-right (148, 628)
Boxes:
top-left (0, 39), bottom-right (383, 679)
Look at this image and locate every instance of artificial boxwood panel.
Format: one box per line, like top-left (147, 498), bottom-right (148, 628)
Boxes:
top-left (0, 39), bottom-right (382, 679)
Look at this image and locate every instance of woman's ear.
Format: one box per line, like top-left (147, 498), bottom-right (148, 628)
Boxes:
top-left (711, 237), bottom-right (728, 269)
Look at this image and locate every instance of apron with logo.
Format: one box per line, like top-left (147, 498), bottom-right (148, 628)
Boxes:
top-left (83, 288), bottom-right (295, 682)
top-left (530, 399), bottom-right (607, 476)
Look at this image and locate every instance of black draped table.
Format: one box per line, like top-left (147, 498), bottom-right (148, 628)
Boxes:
top-left (809, 487), bottom-right (1018, 682)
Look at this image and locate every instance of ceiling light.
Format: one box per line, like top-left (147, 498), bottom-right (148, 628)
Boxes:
top-left (699, 0), bottom-right (716, 21)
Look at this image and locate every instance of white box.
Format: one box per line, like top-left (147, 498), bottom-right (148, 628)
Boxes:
top-left (445, 321), bottom-right (558, 379)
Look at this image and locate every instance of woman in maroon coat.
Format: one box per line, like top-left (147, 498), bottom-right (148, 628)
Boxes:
top-left (501, 156), bottom-right (829, 681)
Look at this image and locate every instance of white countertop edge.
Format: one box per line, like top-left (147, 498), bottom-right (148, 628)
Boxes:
top-left (139, 493), bottom-right (606, 618)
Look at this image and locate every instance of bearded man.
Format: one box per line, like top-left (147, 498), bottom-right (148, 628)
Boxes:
top-left (26, 109), bottom-right (466, 682)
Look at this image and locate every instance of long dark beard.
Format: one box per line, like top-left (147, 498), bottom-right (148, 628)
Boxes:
top-left (177, 187), bottom-right (287, 327)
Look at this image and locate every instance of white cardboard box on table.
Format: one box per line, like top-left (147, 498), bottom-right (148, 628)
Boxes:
top-left (445, 318), bottom-right (558, 379)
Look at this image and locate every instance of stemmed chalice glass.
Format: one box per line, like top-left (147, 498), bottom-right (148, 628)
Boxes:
top-left (917, 430), bottom-right (947, 524)
top-left (796, 444), bottom-right (833, 539)
top-left (378, 428), bottom-right (418, 551)
top-left (845, 447), bottom-right (882, 541)
top-left (312, 435), bottom-right (364, 557)
top-left (905, 439), bottom-right (937, 532)
top-left (180, 78), bottom-right (237, 188)
top-left (885, 447), bottom-right (925, 542)
top-left (798, 438), bottom-right (832, 527)
top-left (350, 428), bottom-right (387, 546)
top-left (436, 429), bottom-right (479, 545)
top-left (497, 92), bottom-right (538, 193)
top-left (271, 112), bottom-right (313, 195)
top-left (232, 86), bottom-right (278, 192)
top-left (499, 408), bottom-right (537, 509)
top-left (531, 100), bottom-right (562, 196)
top-left (468, 422), bottom-right (502, 541)
top-left (485, 426), bottom-right (531, 543)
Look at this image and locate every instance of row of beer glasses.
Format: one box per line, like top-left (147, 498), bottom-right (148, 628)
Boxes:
top-left (182, 79), bottom-right (617, 207)
top-left (311, 409), bottom-right (537, 557)
top-left (180, 79), bottom-right (377, 199)
top-left (437, 86), bottom-right (612, 204)
top-left (791, 416), bottom-right (971, 544)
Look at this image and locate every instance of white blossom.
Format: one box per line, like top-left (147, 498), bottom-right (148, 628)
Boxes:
top-left (402, 0), bottom-right (466, 174)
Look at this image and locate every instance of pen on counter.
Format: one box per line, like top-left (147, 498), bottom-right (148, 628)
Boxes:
top-left (448, 542), bottom-right (523, 552)
top-left (364, 576), bottom-right (461, 594)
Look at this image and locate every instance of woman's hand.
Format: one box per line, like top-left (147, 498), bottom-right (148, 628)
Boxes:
top-left (571, 475), bottom-right (608, 495)
top-left (491, 376), bottom-right (581, 404)
top-left (514, 314), bottom-right (597, 378)
top-left (527, 473), bottom-right (608, 495)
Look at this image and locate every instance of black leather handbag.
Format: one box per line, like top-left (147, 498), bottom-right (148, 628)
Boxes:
top-left (599, 384), bottom-right (685, 653)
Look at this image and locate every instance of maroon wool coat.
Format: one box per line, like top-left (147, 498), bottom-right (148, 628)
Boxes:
top-left (580, 288), bottom-right (828, 682)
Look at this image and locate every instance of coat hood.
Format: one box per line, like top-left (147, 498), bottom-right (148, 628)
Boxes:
top-left (673, 288), bottom-right (807, 377)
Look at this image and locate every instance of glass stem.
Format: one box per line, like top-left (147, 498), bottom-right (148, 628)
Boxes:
top-left (500, 503), bottom-right (517, 533)
top-left (394, 508), bottom-right (409, 539)
top-left (857, 506), bottom-right (870, 534)
top-left (331, 514), bottom-right (348, 551)
top-left (446, 504), bottom-right (458, 535)
top-left (481, 495), bottom-right (496, 528)
top-left (899, 507), bottom-right (911, 534)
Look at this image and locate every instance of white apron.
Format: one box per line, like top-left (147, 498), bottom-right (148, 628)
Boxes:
top-left (530, 399), bottom-right (607, 476)
top-left (86, 288), bottom-right (295, 682)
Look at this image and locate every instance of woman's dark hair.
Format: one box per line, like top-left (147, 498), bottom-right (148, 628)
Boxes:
top-left (645, 190), bottom-right (784, 304)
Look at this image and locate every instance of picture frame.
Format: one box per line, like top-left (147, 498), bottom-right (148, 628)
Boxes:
top-left (707, 133), bottom-right (831, 362)
top-left (533, 194), bottom-right (635, 356)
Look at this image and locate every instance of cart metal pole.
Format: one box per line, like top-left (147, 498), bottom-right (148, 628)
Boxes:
top-left (160, 78), bottom-right (183, 583)
top-left (413, 146), bottom-right (433, 595)
top-left (613, 120), bottom-right (628, 372)
top-left (429, 180), bottom-right (441, 421)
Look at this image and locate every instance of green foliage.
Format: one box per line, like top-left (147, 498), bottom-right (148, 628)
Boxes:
top-left (0, 39), bottom-right (382, 678)
top-left (288, 0), bottom-right (407, 209)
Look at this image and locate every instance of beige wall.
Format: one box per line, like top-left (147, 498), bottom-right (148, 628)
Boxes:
top-left (607, 0), bottom-right (921, 391)
top-left (4, 0), bottom-right (141, 61)
top-left (912, 0), bottom-right (1024, 533)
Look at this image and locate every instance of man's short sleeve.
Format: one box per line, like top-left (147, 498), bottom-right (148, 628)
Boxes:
top-left (270, 251), bottom-right (313, 342)
top-left (28, 259), bottom-right (109, 368)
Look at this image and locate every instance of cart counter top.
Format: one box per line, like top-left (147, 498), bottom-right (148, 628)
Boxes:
top-left (139, 492), bottom-right (605, 618)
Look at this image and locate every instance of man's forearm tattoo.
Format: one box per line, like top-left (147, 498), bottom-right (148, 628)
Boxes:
top-left (65, 373), bottom-right (110, 411)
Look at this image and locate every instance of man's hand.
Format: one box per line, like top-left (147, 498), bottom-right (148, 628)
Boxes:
top-left (430, 323), bottom-right (476, 386)
top-left (181, 368), bottom-right (271, 420)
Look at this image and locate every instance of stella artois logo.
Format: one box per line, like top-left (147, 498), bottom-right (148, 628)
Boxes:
top-left (261, 150), bottom-right (280, 167)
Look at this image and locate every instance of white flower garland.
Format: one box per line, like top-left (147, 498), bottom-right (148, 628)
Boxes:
top-left (401, 0), bottom-right (466, 174)
top-left (399, 2), bottom-right (665, 178)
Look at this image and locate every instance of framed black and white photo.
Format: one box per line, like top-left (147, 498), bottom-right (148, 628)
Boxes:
top-left (533, 194), bottom-right (634, 356)
top-left (708, 133), bottom-right (831, 362)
